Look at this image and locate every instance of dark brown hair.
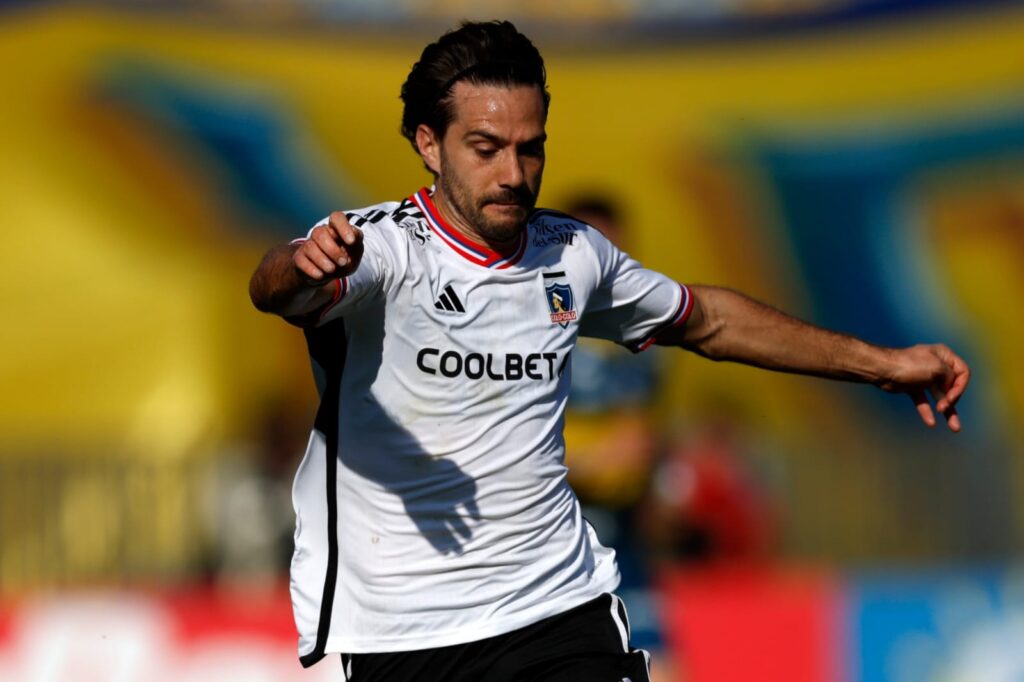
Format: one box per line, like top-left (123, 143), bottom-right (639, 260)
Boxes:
top-left (400, 21), bottom-right (550, 154)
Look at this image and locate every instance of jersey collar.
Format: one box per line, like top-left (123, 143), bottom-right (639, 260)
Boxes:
top-left (411, 187), bottom-right (528, 269)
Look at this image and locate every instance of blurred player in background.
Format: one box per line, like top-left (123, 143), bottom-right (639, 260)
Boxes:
top-left (562, 195), bottom-right (661, 507)
top-left (560, 194), bottom-right (678, 681)
top-left (249, 20), bottom-right (970, 682)
top-left (641, 409), bottom-right (777, 567)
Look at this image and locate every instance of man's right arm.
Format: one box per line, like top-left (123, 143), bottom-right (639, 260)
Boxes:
top-left (658, 285), bottom-right (969, 431)
top-left (249, 211), bottom-right (364, 318)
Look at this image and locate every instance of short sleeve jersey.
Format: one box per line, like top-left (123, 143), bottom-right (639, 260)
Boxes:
top-left (290, 188), bottom-right (692, 666)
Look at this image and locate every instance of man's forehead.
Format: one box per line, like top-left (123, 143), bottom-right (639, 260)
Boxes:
top-left (448, 82), bottom-right (546, 130)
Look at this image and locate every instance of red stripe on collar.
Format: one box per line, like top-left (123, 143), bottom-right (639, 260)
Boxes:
top-left (412, 188), bottom-right (526, 268)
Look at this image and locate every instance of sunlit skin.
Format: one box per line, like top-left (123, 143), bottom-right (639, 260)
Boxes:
top-left (415, 82), bottom-right (547, 250)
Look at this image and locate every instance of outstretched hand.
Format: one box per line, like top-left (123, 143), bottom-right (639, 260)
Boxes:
top-left (878, 344), bottom-right (970, 432)
top-left (293, 211), bottom-right (364, 285)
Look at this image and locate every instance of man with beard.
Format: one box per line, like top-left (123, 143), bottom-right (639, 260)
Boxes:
top-left (248, 20), bottom-right (969, 682)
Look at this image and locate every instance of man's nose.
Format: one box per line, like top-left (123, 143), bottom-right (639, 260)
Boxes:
top-left (498, 150), bottom-right (525, 188)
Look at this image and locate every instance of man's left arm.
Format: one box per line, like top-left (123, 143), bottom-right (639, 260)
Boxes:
top-left (656, 285), bottom-right (971, 432)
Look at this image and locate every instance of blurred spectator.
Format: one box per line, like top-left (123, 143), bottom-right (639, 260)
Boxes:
top-left (642, 416), bottom-right (777, 566)
top-left (563, 195), bottom-right (663, 504)
top-left (561, 193), bottom-right (679, 682)
top-left (200, 396), bottom-right (306, 594)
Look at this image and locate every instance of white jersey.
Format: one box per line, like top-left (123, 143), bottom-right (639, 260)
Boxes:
top-left (290, 188), bottom-right (692, 666)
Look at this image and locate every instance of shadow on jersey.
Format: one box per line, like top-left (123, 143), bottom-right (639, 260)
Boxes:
top-left (306, 317), bottom-right (481, 556)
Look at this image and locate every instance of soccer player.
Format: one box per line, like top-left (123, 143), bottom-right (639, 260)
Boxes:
top-left (248, 20), bottom-right (969, 682)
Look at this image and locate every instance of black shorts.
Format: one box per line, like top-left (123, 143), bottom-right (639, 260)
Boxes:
top-left (340, 593), bottom-right (651, 682)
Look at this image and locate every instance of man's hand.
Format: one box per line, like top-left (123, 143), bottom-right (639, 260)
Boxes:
top-left (293, 211), bottom-right (364, 284)
top-left (877, 344), bottom-right (971, 432)
top-left (250, 212), bottom-right (364, 317)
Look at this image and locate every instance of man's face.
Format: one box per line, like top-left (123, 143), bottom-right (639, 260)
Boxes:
top-left (422, 82), bottom-right (546, 244)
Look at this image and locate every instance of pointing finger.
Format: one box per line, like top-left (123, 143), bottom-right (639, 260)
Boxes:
top-left (329, 211), bottom-right (363, 246)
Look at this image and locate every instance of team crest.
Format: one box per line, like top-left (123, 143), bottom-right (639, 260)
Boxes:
top-left (545, 282), bottom-right (578, 327)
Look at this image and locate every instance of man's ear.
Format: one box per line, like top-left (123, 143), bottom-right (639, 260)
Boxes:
top-left (416, 124), bottom-right (442, 175)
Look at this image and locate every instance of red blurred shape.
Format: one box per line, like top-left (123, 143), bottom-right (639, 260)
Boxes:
top-left (160, 584), bottom-right (296, 644)
top-left (0, 604), bottom-right (13, 645)
top-left (659, 567), bottom-right (843, 682)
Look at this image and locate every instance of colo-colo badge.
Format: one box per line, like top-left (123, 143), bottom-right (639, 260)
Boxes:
top-left (545, 282), bottom-right (578, 328)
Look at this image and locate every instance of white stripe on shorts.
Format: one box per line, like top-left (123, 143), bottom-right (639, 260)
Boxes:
top-left (609, 594), bottom-right (630, 653)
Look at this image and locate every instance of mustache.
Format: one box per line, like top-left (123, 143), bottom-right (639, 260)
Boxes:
top-left (483, 187), bottom-right (535, 207)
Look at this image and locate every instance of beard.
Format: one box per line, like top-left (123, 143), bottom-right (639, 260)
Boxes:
top-left (438, 151), bottom-right (538, 244)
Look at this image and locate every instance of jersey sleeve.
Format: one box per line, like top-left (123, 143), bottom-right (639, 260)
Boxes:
top-left (286, 214), bottom-right (393, 328)
top-left (579, 231), bottom-right (693, 352)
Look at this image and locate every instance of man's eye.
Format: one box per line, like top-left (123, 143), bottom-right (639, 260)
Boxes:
top-left (521, 144), bottom-right (545, 158)
top-left (475, 147), bottom-right (497, 158)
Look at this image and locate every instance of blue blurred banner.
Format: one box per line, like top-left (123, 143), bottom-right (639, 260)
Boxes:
top-left (851, 569), bottom-right (1024, 682)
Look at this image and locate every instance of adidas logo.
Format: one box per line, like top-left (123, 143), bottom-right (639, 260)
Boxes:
top-left (434, 284), bottom-right (466, 313)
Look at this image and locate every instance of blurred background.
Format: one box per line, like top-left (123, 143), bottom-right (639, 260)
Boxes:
top-left (1, 0), bottom-right (1023, 680)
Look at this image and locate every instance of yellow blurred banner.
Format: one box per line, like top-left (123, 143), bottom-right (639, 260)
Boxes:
top-left (3, 5), bottom-right (1021, 454)
top-left (2, 6), bottom-right (1024, 569)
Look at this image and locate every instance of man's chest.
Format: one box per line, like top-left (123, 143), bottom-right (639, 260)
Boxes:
top-left (394, 250), bottom-right (593, 347)
top-left (369, 247), bottom-right (598, 394)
